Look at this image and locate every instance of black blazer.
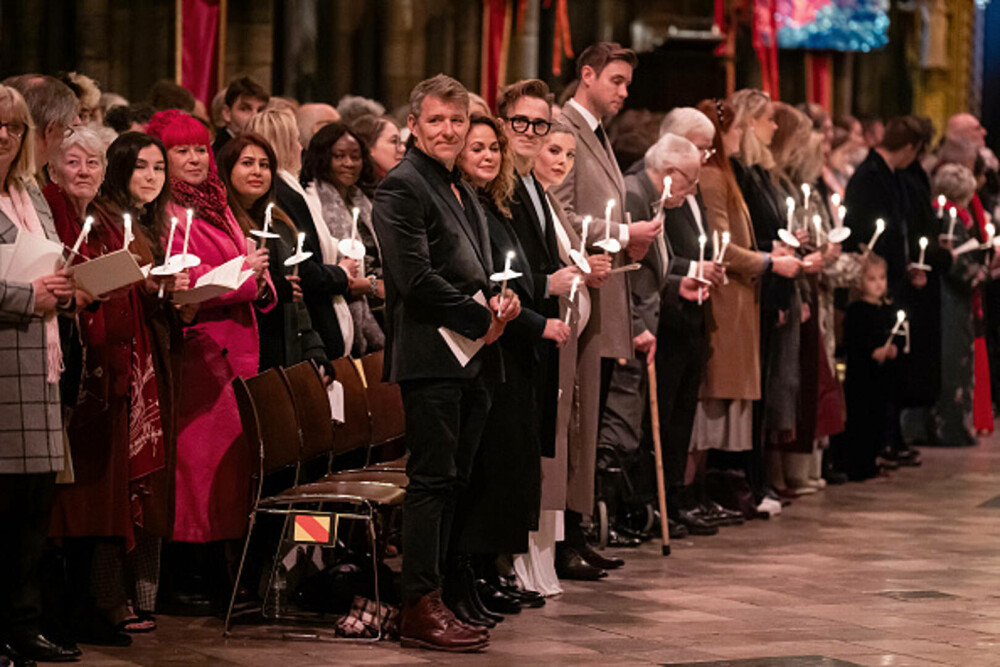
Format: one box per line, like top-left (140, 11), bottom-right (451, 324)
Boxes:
top-left (659, 192), bottom-right (712, 338)
top-left (373, 147), bottom-right (499, 383)
top-left (507, 175), bottom-right (560, 318)
top-left (733, 158), bottom-right (793, 310)
top-left (275, 177), bottom-right (350, 359)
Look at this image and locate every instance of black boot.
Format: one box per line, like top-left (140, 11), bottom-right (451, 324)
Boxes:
top-left (442, 555), bottom-right (496, 628)
top-left (469, 556), bottom-right (505, 622)
top-left (670, 485), bottom-right (719, 536)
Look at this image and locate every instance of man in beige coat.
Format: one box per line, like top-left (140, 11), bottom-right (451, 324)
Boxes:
top-left (550, 41), bottom-right (662, 577)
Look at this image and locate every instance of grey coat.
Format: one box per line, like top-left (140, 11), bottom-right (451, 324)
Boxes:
top-left (0, 179), bottom-right (65, 474)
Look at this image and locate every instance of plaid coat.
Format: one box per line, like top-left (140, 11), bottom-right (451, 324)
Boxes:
top-left (0, 179), bottom-right (65, 474)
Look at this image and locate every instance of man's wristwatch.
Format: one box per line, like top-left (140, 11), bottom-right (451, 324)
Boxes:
top-left (368, 275), bottom-right (378, 297)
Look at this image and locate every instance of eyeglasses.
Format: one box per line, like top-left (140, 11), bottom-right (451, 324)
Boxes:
top-left (507, 116), bottom-right (552, 136)
top-left (0, 122), bottom-right (26, 139)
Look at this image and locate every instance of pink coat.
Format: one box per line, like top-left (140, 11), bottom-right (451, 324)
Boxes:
top-left (168, 202), bottom-right (274, 542)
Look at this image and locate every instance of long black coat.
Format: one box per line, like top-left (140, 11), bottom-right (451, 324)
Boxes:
top-left (732, 159), bottom-right (792, 312)
top-left (453, 195), bottom-right (544, 555)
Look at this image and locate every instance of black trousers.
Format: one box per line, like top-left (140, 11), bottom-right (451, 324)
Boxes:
top-left (399, 376), bottom-right (493, 602)
top-left (655, 328), bottom-right (708, 487)
top-left (0, 472), bottom-right (56, 643)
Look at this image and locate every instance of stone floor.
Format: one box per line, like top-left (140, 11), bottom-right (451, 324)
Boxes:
top-left (76, 440), bottom-right (1000, 666)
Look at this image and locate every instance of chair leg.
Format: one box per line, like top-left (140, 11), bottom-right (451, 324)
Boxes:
top-left (224, 509), bottom-right (258, 636)
top-left (366, 501), bottom-right (382, 641)
top-left (262, 507), bottom-right (295, 620)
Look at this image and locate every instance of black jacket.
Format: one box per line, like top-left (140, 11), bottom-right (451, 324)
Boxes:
top-left (507, 174), bottom-right (560, 319)
top-left (733, 158), bottom-right (793, 311)
top-left (275, 177), bottom-right (351, 359)
top-left (372, 147), bottom-right (500, 383)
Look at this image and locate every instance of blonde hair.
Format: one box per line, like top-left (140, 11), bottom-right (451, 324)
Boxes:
top-left (0, 85), bottom-right (37, 189)
top-left (730, 88), bottom-right (774, 169)
top-left (245, 108), bottom-right (301, 174)
top-left (771, 103), bottom-right (817, 191)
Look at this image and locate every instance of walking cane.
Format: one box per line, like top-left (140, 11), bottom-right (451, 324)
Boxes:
top-left (646, 358), bottom-right (670, 556)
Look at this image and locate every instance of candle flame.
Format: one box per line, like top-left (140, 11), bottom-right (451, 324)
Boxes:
top-left (507, 250), bottom-right (516, 260)
top-left (786, 196), bottom-right (795, 212)
top-left (838, 205), bottom-right (846, 220)
top-left (987, 223), bottom-right (995, 238)
top-left (801, 183), bottom-right (811, 199)
top-left (919, 236), bottom-right (928, 249)
top-left (722, 231), bottom-right (730, 243)
top-left (896, 310), bottom-right (905, 323)
top-left (876, 218), bottom-right (885, 232)
top-left (698, 234), bottom-right (707, 245)
top-left (949, 207), bottom-right (957, 217)
top-left (812, 214), bottom-right (821, 225)
top-left (831, 192), bottom-right (841, 207)
top-left (938, 195), bottom-right (946, 207)
top-left (265, 202), bottom-right (274, 215)
top-left (351, 206), bottom-right (360, 221)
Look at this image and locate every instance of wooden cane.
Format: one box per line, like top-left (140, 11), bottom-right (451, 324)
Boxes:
top-left (646, 358), bottom-right (671, 556)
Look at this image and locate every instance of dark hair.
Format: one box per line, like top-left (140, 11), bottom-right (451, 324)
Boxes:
top-left (300, 121), bottom-right (375, 191)
top-left (797, 101), bottom-right (829, 131)
top-left (696, 98), bottom-right (742, 212)
top-left (216, 132), bottom-right (289, 236)
top-left (147, 79), bottom-right (195, 112)
top-left (224, 76), bottom-right (270, 108)
top-left (104, 102), bottom-right (156, 133)
top-left (460, 114), bottom-right (515, 216)
top-left (881, 115), bottom-right (926, 152)
top-left (831, 126), bottom-right (851, 152)
top-left (98, 131), bottom-right (171, 257)
top-left (834, 114), bottom-right (859, 134)
top-left (496, 79), bottom-right (554, 119)
top-left (575, 42), bottom-right (638, 79)
top-left (351, 114), bottom-right (397, 195)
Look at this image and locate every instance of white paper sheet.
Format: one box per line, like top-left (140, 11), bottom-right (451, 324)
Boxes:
top-left (1, 230), bottom-right (64, 284)
top-left (172, 255), bottom-right (253, 304)
top-left (327, 380), bottom-right (345, 423)
top-left (438, 291), bottom-right (488, 367)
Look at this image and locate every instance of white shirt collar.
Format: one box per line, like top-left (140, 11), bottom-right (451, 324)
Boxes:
top-left (568, 98), bottom-right (600, 132)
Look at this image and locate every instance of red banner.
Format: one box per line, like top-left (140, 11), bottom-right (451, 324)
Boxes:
top-left (807, 54), bottom-right (832, 110)
top-left (752, 0), bottom-right (780, 99)
top-left (480, 0), bottom-right (510, 112)
top-left (180, 0), bottom-right (220, 106)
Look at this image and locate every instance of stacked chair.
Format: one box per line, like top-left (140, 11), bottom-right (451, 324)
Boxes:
top-left (225, 351), bottom-right (408, 638)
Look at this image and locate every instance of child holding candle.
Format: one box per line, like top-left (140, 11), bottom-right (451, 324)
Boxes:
top-left (843, 254), bottom-right (899, 480)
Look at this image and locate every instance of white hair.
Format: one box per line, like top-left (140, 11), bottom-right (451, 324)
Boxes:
top-left (55, 125), bottom-right (110, 165)
top-left (645, 133), bottom-right (701, 173)
top-left (659, 107), bottom-right (715, 141)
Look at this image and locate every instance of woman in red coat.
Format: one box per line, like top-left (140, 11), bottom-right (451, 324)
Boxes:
top-left (146, 110), bottom-right (273, 611)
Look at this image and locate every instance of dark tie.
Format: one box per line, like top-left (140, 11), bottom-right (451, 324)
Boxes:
top-left (594, 124), bottom-right (607, 148)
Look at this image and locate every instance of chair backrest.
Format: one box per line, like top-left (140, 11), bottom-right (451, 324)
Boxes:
top-left (243, 367), bottom-right (301, 475)
top-left (282, 360), bottom-right (335, 462)
top-left (330, 356), bottom-right (373, 457)
top-left (360, 350), bottom-right (406, 447)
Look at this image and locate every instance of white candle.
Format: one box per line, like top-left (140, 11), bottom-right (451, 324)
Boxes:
top-left (830, 192), bottom-right (841, 209)
top-left (801, 183), bottom-right (811, 214)
top-left (497, 250), bottom-right (515, 315)
top-left (264, 202), bottom-right (273, 234)
top-left (812, 214), bottom-right (823, 245)
top-left (719, 231), bottom-right (730, 262)
top-left (987, 223), bottom-right (995, 246)
top-left (937, 195), bottom-right (946, 220)
top-left (697, 234), bottom-right (707, 305)
top-left (786, 196), bottom-right (796, 231)
top-left (64, 216), bottom-right (94, 268)
top-left (604, 199), bottom-right (615, 242)
top-left (580, 216), bottom-right (591, 254)
top-left (164, 216), bottom-right (178, 260)
top-left (564, 276), bottom-right (580, 325)
top-left (182, 208), bottom-right (193, 258)
top-left (663, 175), bottom-right (673, 199)
top-left (948, 207), bottom-right (958, 238)
top-left (351, 206), bottom-right (360, 240)
top-left (712, 230), bottom-right (720, 261)
top-left (918, 236), bottom-right (928, 265)
top-left (868, 218), bottom-right (886, 251)
top-left (292, 231), bottom-right (306, 277)
top-left (837, 205), bottom-right (846, 228)
top-left (123, 213), bottom-right (132, 249)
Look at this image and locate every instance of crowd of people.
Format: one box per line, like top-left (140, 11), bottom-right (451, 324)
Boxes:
top-left (1, 41), bottom-right (999, 661)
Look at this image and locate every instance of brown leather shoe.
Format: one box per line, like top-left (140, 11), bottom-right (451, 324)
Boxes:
top-left (400, 590), bottom-right (489, 652)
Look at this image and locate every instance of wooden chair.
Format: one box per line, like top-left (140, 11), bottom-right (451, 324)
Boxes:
top-left (225, 367), bottom-right (403, 638)
top-left (359, 350), bottom-right (408, 471)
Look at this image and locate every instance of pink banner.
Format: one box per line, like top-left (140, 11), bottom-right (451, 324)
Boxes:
top-left (180, 0), bottom-right (220, 106)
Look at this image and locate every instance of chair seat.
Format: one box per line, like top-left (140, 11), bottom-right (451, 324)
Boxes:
top-left (368, 455), bottom-right (408, 472)
top-left (323, 469), bottom-right (409, 486)
top-left (260, 479), bottom-right (405, 507)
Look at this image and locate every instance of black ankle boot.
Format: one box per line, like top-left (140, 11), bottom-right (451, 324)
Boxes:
top-left (442, 555), bottom-right (496, 628)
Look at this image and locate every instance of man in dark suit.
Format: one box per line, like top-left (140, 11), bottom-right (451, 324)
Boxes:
top-left (372, 74), bottom-right (520, 652)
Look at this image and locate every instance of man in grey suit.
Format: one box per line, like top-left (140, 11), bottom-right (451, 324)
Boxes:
top-left (549, 41), bottom-right (662, 574)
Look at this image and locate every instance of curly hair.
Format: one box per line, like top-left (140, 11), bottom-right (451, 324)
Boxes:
top-left (459, 114), bottom-right (516, 217)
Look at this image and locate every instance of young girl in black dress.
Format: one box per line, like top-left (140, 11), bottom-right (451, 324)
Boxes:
top-left (843, 254), bottom-right (900, 481)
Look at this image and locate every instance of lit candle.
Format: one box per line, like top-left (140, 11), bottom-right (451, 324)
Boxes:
top-left (351, 206), bottom-right (360, 240)
top-left (830, 192), bottom-right (841, 209)
top-left (801, 183), bottom-right (811, 216)
top-left (182, 208), bottom-right (193, 258)
top-left (719, 231), bottom-right (730, 262)
top-left (882, 309), bottom-right (907, 348)
top-left (786, 196), bottom-right (796, 231)
top-left (580, 216), bottom-right (591, 254)
top-left (948, 207), bottom-right (958, 238)
top-left (812, 214), bottom-right (823, 245)
top-left (837, 205), bottom-right (846, 228)
top-left (604, 199), bottom-right (615, 243)
top-left (712, 230), bottom-right (720, 260)
top-left (123, 213), bottom-right (133, 249)
top-left (663, 175), bottom-right (673, 199)
top-left (868, 218), bottom-right (886, 251)
top-left (163, 216), bottom-right (178, 262)
top-left (497, 250), bottom-right (515, 315)
top-left (264, 202), bottom-right (273, 234)
top-left (987, 223), bottom-right (996, 246)
top-left (698, 234), bottom-right (706, 305)
top-left (292, 231), bottom-right (306, 277)
top-left (564, 275), bottom-right (580, 325)
top-left (918, 236), bottom-right (928, 266)
top-left (64, 215), bottom-right (94, 268)
top-left (937, 195), bottom-right (946, 220)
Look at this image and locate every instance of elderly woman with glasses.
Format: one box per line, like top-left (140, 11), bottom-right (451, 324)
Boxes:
top-left (0, 84), bottom-right (86, 664)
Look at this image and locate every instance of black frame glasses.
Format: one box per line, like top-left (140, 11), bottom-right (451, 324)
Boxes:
top-left (507, 116), bottom-right (552, 136)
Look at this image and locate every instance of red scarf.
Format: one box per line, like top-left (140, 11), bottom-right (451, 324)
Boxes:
top-left (169, 173), bottom-right (230, 232)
